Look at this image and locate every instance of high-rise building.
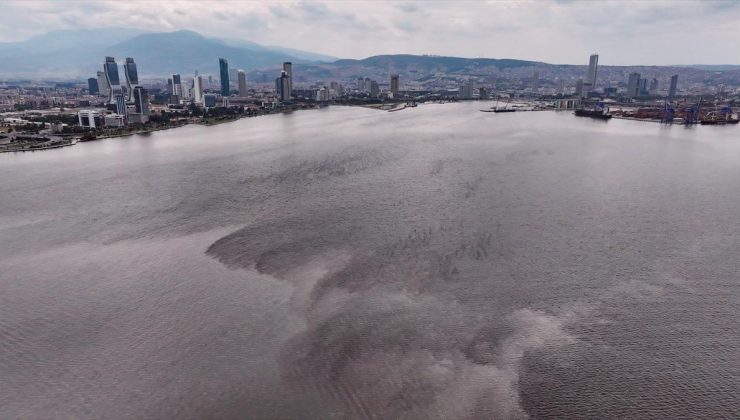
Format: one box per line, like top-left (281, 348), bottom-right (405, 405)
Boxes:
top-left (167, 78), bottom-right (174, 95)
top-left (204, 94), bottom-right (216, 108)
top-left (370, 80), bottom-right (380, 98)
top-left (276, 71), bottom-right (291, 101)
top-left (97, 71), bottom-right (109, 97)
top-left (556, 78), bottom-right (565, 95)
top-left (390, 74), bottom-right (399, 98)
top-left (237, 70), bottom-right (247, 97)
top-left (357, 78), bottom-right (364, 91)
top-left (459, 79), bottom-right (475, 99)
top-left (193, 75), bottom-right (204, 104)
top-left (123, 57), bottom-right (139, 102)
top-left (627, 72), bottom-right (641, 98)
top-left (638, 78), bottom-right (648, 96)
top-left (479, 87), bottom-right (490, 100)
top-left (585, 54), bottom-right (598, 91)
top-left (282, 62), bottom-right (293, 98)
top-left (103, 56), bottom-right (121, 103)
top-left (133, 86), bottom-right (149, 116)
top-left (219, 58), bottom-right (229, 96)
top-left (668, 74), bottom-right (678, 99)
top-left (575, 79), bottom-right (584, 97)
top-left (172, 74), bottom-right (183, 98)
top-left (87, 78), bottom-right (99, 94)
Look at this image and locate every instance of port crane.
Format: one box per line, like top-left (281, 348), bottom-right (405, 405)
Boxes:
top-left (662, 97), bottom-right (675, 124)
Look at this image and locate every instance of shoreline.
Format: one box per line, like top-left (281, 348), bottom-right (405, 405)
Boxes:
top-left (3, 102), bottom-right (733, 154)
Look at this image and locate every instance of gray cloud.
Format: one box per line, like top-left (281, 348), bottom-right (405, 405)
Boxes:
top-left (1, 0), bottom-right (739, 64)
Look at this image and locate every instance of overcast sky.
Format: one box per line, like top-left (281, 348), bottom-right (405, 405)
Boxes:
top-left (2, 0), bottom-right (739, 65)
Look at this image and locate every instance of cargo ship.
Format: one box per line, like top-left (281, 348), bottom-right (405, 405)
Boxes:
top-left (699, 118), bottom-right (739, 125)
top-left (574, 108), bottom-right (612, 120)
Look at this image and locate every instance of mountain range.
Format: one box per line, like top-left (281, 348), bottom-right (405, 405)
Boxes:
top-left (2, 29), bottom-right (740, 86)
top-left (0, 29), bottom-right (336, 79)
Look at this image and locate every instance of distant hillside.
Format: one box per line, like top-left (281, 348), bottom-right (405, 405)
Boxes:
top-left (333, 55), bottom-right (538, 71)
top-left (268, 54), bottom-right (541, 84)
top-left (0, 29), bottom-right (333, 79)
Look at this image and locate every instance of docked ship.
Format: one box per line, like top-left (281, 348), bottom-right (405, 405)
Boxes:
top-left (574, 107), bottom-right (612, 120)
top-left (699, 118), bottom-right (739, 125)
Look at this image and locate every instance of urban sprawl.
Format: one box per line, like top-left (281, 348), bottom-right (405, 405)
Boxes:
top-left (1, 53), bottom-right (738, 153)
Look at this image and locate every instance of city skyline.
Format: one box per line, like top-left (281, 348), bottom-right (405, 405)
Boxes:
top-left (2, 0), bottom-right (740, 66)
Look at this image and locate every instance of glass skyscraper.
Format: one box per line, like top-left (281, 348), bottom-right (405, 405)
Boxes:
top-left (219, 58), bottom-right (229, 97)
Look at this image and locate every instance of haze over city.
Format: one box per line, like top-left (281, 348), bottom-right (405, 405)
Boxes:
top-left (2, 0), bottom-right (740, 65)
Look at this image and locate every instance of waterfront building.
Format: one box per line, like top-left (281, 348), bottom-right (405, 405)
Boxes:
top-left (133, 86), bottom-right (149, 116)
top-left (237, 70), bottom-right (247, 97)
top-left (103, 56), bottom-right (122, 103)
top-left (97, 71), bottom-right (109, 97)
top-left (627, 72), bottom-right (641, 98)
top-left (357, 78), bottom-right (364, 91)
top-left (390, 74), bottom-right (400, 98)
top-left (123, 57), bottom-right (139, 102)
top-left (219, 58), bottom-right (229, 96)
top-left (167, 78), bottom-right (174, 95)
top-left (77, 110), bottom-right (103, 128)
top-left (87, 78), bottom-right (99, 95)
top-left (282, 62), bottom-right (293, 98)
top-left (229, 68), bottom-right (238, 83)
top-left (193, 75), bottom-right (204, 104)
top-left (669, 74), bottom-right (678, 99)
top-left (638, 78), bottom-right (648, 96)
top-left (458, 79), bottom-right (475, 99)
top-left (104, 114), bottom-right (126, 127)
top-left (316, 86), bottom-right (329, 102)
top-left (370, 80), bottom-right (380, 98)
top-left (479, 87), bottom-right (490, 100)
top-left (115, 93), bottom-right (127, 117)
top-left (204, 94), bottom-right (216, 108)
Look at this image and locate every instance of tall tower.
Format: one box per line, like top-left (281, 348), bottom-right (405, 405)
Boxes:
top-left (172, 74), bottom-right (182, 99)
top-left (219, 58), bottom-right (230, 96)
top-left (390, 74), bottom-right (399, 98)
top-left (87, 78), bottom-right (99, 94)
top-left (133, 86), bottom-right (149, 116)
top-left (123, 57), bottom-right (139, 102)
top-left (193, 75), bottom-right (204, 104)
top-left (237, 70), bottom-right (247, 97)
top-left (103, 56), bottom-right (121, 103)
top-left (627, 72), bottom-right (641, 98)
top-left (668, 74), bottom-right (678, 99)
top-left (587, 54), bottom-right (598, 89)
top-left (282, 62), bottom-right (292, 99)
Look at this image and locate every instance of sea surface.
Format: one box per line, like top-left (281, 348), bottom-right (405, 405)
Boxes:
top-left (1, 103), bottom-right (739, 419)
